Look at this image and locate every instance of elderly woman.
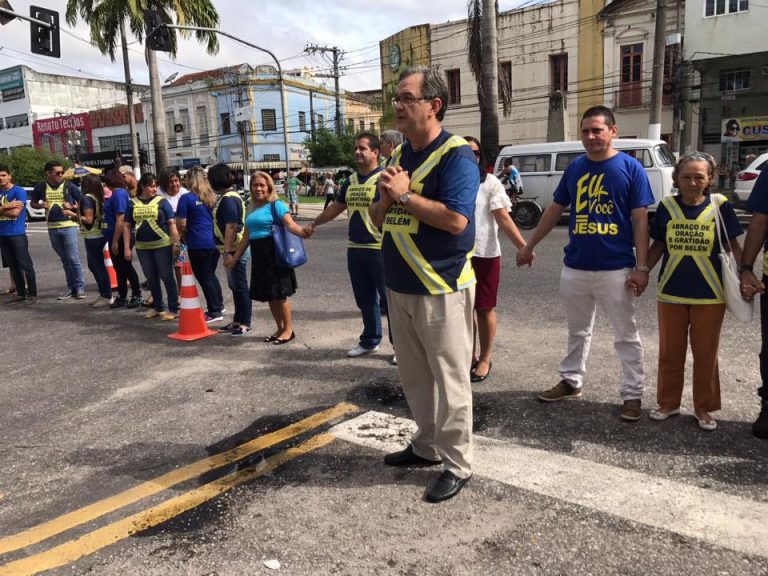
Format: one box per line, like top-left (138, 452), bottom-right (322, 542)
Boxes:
top-left (124, 173), bottom-right (180, 321)
top-left (464, 136), bottom-right (531, 382)
top-left (647, 152), bottom-right (743, 431)
top-left (176, 166), bottom-right (224, 323)
top-left (229, 171), bottom-right (309, 344)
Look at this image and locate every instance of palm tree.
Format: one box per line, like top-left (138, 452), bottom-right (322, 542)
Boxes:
top-left (65, 0), bottom-right (219, 172)
top-left (467, 0), bottom-right (512, 164)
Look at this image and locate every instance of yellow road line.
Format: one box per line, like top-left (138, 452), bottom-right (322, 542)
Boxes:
top-left (0, 402), bottom-right (358, 556)
top-left (0, 433), bottom-right (335, 576)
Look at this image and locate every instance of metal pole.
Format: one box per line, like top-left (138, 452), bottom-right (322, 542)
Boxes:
top-left (165, 25), bottom-right (291, 177)
top-left (333, 47), bottom-right (342, 136)
top-left (120, 18), bottom-right (141, 176)
top-left (648, 0), bottom-right (666, 140)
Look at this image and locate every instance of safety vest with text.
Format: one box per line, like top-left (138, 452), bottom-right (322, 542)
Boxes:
top-left (80, 194), bottom-right (105, 239)
top-left (131, 196), bottom-right (172, 250)
top-left (213, 190), bottom-right (245, 253)
top-left (45, 182), bottom-right (78, 229)
top-left (345, 170), bottom-right (383, 249)
top-left (656, 194), bottom-right (727, 305)
top-left (382, 133), bottom-right (476, 296)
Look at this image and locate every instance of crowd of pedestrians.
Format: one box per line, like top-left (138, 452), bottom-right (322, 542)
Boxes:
top-left (1, 66), bottom-right (767, 505)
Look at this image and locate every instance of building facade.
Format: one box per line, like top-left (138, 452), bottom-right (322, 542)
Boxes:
top-left (684, 0), bottom-right (768, 167)
top-left (0, 65), bottom-right (141, 159)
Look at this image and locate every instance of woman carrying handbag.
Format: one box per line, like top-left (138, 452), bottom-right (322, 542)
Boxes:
top-left (647, 152), bottom-right (744, 431)
top-left (229, 171), bottom-right (311, 344)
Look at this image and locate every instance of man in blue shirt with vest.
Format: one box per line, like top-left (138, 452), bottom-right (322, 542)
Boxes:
top-left (517, 105), bottom-right (654, 422)
top-left (370, 66), bottom-right (479, 503)
top-left (310, 132), bottom-right (389, 359)
top-left (30, 160), bottom-right (85, 300)
top-left (737, 168), bottom-right (768, 438)
top-left (0, 164), bottom-right (36, 305)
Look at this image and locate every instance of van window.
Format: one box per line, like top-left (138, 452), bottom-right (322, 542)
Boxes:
top-left (653, 144), bottom-right (675, 167)
top-left (509, 154), bottom-right (552, 173)
top-left (555, 152), bottom-right (582, 171)
top-left (622, 149), bottom-right (654, 168)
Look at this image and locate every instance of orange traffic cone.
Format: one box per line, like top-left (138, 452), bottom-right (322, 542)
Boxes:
top-left (103, 243), bottom-right (118, 289)
top-left (168, 261), bottom-right (218, 342)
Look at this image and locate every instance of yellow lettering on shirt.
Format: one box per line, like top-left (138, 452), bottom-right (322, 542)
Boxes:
top-left (571, 218), bottom-right (619, 236)
top-left (666, 219), bottom-right (714, 255)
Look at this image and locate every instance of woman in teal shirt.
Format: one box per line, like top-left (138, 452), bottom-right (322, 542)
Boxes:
top-left (230, 171), bottom-right (309, 344)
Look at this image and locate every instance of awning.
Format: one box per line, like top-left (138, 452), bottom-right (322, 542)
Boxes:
top-left (226, 160), bottom-right (304, 170)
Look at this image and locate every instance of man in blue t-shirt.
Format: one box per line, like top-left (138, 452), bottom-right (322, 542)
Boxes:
top-left (310, 132), bottom-right (389, 359)
top-left (737, 168), bottom-right (768, 438)
top-left (369, 67), bottom-right (479, 503)
top-left (30, 160), bottom-right (85, 300)
top-left (517, 106), bottom-right (654, 422)
top-left (0, 165), bottom-right (37, 304)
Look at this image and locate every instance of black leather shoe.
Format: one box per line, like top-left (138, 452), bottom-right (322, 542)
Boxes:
top-left (425, 471), bottom-right (471, 503)
top-left (384, 445), bottom-right (441, 467)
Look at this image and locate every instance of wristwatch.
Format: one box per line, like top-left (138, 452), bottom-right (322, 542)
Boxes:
top-left (399, 192), bottom-right (412, 205)
top-left (737, 263), bottom-right (754, 274)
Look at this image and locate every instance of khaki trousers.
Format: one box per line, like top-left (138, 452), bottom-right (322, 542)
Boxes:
top-left (387, 287), bottom-right (475, 479)
top-left (657, 302), bottom-right (726, 413)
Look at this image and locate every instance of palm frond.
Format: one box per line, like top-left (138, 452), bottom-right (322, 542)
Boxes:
top-left (467, 0), bottom-right (485, 106)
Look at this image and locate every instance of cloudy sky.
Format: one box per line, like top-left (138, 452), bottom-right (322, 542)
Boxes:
top-left (0, 0), bottom-right (534, 93)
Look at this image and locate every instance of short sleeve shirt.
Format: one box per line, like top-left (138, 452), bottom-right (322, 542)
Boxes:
top-left (0, 185), bottom-right (27, 236)
top-left (474, 174), bottom-right (512, 258)
top-left (245, 200), bottom-right (288, 240)
top-left (651, 194), bottom-right (743, 303)
top-left (125, 196), bottom-right (175, 247)
top-left (176, 193), bottom-right (216, 250)
top-left (31, 180), bottom-right (81, 227)
top-left (553, 152), bottom-right (654, 270)
top-left (338, 168), bottom-right (384, 248)
top-left (746, 169), bottom-right (768, 257)
top-left (103, 187), bottom-right (131, 241)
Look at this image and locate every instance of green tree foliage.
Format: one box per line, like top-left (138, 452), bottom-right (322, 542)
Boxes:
top-left (304, 127), bottom-right (360, 167)
top-left (0, 147), bottom-right (70, 187)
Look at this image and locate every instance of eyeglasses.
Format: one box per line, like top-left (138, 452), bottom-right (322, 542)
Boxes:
top-left (391, 96), bottom-right (432, 106)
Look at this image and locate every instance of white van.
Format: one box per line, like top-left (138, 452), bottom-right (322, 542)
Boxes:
top-left (493, 139), bottom-right (676, 211)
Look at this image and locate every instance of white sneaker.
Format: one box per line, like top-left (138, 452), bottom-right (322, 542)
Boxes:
top-left (347, 344), bottom-right (380, 358)
top-left (390, 354), bottom-right (397, 365)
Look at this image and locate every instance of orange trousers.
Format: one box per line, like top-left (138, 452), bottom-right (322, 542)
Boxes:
top-left (657, 302), bottom-right (726, 413)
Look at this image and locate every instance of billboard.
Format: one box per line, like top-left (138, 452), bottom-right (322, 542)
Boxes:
top-left (721, 116), bottom-right (768, 142)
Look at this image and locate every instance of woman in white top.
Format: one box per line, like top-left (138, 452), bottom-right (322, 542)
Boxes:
top-left (465, 136), bottom-right (533, 382)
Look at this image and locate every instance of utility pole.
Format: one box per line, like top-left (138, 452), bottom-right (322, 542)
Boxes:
top-left (671, 1), bottom-right (683, 155)
top-left (305, 44), bottom-right (344, 136)
top-left (235, 71), bottom-right (250, 191)
top-left (120, 18), bottom-right (141, 175)
top-left (648, 0), bottom-right (666, 140)
top-left (309, 90), bottom-right (316, 142)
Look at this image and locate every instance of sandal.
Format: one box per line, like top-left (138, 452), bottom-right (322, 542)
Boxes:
top-left (272, 332), bottom-right (296, 345)
top-left (1, 287), bottom-right (15, 295)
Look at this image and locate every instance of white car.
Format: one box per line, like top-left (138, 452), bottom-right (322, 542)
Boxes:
top-left (734, 152), bottom-right (768, 202)
top-left (24, 187), bottom-right (45, 221)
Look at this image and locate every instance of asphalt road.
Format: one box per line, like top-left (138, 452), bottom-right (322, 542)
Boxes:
top-left (0, 213), bottom-right (766, 576)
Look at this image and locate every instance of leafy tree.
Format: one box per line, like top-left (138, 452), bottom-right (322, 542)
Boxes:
top-left (1, 147), bottom-right (70, 187)
top-left (65, 0), bottom-right (220, 172)
top-left (304, 127), bottom-right (359, 167)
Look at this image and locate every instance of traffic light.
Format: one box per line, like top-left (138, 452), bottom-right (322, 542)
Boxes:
top-left (145, 10), bottom-right (171, 52)
top-left (29, 5), bottom-right (60, 58)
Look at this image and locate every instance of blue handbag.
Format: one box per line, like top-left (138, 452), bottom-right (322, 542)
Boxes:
top-left (270, 202), bottom-right (307, 268)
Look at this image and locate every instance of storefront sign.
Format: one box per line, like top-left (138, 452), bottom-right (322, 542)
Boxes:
top-left (721, 116), bottom-right (768, 142)
top-left (32, 113), bottom-right (93, 154)
top-left (0, 67), bottom-right (23, 91)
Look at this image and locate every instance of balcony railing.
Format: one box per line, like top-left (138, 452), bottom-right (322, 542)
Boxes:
top-left (614, 83), bottom-right (674, 109)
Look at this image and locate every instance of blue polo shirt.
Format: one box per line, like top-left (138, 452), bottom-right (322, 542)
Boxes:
top-left (176, 193), bottom-right (216, 250)
top-left (31, 180), bottom-right (81, 228)
top-left (0, 185), bottom-right (27, 236)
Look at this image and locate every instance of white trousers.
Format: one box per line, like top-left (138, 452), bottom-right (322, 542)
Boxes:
top-left (558, 266), bottom-right (645, 400)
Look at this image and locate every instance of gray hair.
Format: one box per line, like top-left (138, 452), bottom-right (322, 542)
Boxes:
top-left (399, 66), bottom-right (449, 121)
top-left (380, 130), bottom-right (403, 147)
top-left (672, 151), bottom-right (718, 190)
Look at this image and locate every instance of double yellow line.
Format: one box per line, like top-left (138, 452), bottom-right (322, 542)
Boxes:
top-left (0, 402), bottom-right (359, 576)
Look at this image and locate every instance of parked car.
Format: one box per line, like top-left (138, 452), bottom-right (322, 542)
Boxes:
top-left (24, 187), bottom-right (45, 221)
top-left (493, 139), bottom-right (676, 211)
top-left (734, 152), bottom-right (768, 202)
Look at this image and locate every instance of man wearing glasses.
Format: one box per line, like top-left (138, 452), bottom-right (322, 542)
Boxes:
top-left (369, 66), bottom-right (479, 503)
top-left (31, 161), bottom-right (85, 300)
